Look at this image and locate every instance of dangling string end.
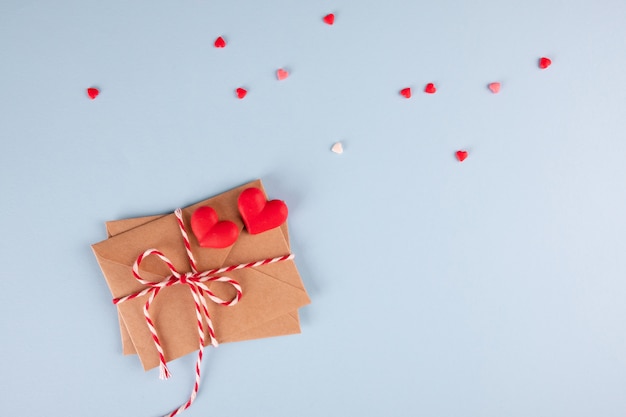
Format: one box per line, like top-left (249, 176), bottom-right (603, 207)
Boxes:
top-left (114, 206), bottom-right (294, 416)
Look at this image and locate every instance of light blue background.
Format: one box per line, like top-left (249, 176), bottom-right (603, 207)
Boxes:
top-left (2, 1), bottom-right (626, 416)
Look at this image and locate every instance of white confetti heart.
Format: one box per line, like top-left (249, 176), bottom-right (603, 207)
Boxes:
top-left (331, 142), bottom-right (343, 154)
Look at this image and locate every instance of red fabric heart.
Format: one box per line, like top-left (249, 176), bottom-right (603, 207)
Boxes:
top-left (539, 57), bottom-right (551, 69)
top-left (424, 83), bottom-right (437, 94)
top-left (214, 36), bottom-right (226, 48)
top-left (276, 68), bottom-right (289, 80)
top-left (323, 13), bottom-right (335, 25)
top-left (238, 187), bottom-right (288, 235)
top-left (456, 150), bottom-right (468, 162)
top-left (190, 206), bottom-right (239, 248)
top-left (87, 87), bottom-right (99, 99)
top-left (400, 87), bottom-right (411, 98)
top-left (236, 88), bottom-right (247, 99)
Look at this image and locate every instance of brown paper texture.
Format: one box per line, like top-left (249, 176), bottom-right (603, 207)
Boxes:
top-left (106, 213), bottom-right (300, 355)
top-left (92, 180), bottom-right (310, 370)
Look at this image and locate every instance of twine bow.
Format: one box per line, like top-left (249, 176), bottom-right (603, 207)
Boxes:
top-left (113, 208), bottom-right (294, 417)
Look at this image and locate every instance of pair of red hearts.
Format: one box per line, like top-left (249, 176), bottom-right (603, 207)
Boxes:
top-left (400, 83), bottom-right (436, 98)
top-left (190, 187), bottom-right (288, 248)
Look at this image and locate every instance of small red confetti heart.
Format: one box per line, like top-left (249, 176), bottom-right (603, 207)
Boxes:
top-left (86, 87), bottom-right (99, 100)
top-left (539, 57), bottom-right (551, 69)
top-left (400, 87), bottom-right (411, 99)
top-left (214, 36), bottom-right (226, 48)
top-left (323, 13), bottom-right (335, 25)
top-left (488, 82), bottom-right (501, 94)
top-left (424, 83), bottom-right (437, 94)
top-left (276, 68), bottom-right (289, 80)
top-left (236, 88), bottom-right (247, 99)
top-left (456, 150), bottom-right (468, 162)
top-left (191, 206), bottom-right (239, 248)
top-left (238, 187), bottom-right (288, 235)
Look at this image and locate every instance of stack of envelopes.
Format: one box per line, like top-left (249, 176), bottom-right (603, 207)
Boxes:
top-left (92, 180), bottom-right (311, 371)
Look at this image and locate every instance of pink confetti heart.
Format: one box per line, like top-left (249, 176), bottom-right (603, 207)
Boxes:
top-left (400, 87), bottom-right (411, 99)
top-left (214, 36), bottom-right (226, 48)
top-left (276, 68), bottom-right (289, 80)
top-left (236, 88), bottom-right (247, 99)
top-left (424, 83), bottom-right (437, 94)
top-left (86, 87), bottom-right (99, 100)
top-left (331, 142), bottom-right (343, 154)
top-left (323, 13), bottom-right (335, 25)
top-left (539, 57), bottom-right (551, 69)
top-left (456, 150), bottom-right (468, 162)
top-left (488, 82), bottom-right (501, 94)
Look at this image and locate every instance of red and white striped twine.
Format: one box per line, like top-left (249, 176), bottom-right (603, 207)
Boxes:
top-left (113, 208), bottom-right (294, 417)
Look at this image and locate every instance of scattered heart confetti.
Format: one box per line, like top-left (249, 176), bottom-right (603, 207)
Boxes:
top-left (238, 187), bottom-right (288, 235)
top-left (488, 82), bottom-right (501, 94)
top-left (214, 36), bottom-right (226, 48)
top-left (323, 13), bottom-right (335, 25)
top-left (331, 142), bottom-right (343, 154)
top-left (400, 87), bottom-right (412, 99)
top-left (190, 206), bottom-right (239, 248)
top-left (276, 68), bottom-right (289, 81)
top-left (86, 87), bottom-right (99, 100)
top-left (456, 150), bottom-right (468, 162)
top-left (539, 57), bottom-right (551, 69)
top-left (236, 88), bottom-right (247, 99)
top-left (424, 83), bottom-right (437, 94)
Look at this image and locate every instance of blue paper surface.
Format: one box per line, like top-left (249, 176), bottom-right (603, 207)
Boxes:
top-left (1, 1), bottom-right (626, 416)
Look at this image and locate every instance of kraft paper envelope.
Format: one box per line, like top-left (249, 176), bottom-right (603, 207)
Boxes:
top-left (106, 215), bottom-right (302, 356)
top-left (92, 180), bottom-right (311, 371)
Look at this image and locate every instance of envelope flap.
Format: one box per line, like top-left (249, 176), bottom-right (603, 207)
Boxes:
top-left (92, 214), bottom-right (197, 297)
top-left (120, 263), bottom-right (309, 370)
top-left (93, 253), bottom-right (167, 297)
top-left (106, 215), bottom-right (161, 237)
